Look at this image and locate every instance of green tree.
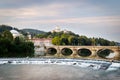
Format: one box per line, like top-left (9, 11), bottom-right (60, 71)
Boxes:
top-left (61, 37), bottom-right (69, 45)
top-left (68, 36), bottom-right (78, 45)
top-left (91, 37), bottom-right (96, 46)
top-left (52, 37), bottom-right (61, 45)
top-left (14, 37), bottom-right (21, 45)
top-left (0, 38), bottom-right (11, 57)
top-left (20, 42), bottom-right (34, 57)
top-left (68, 36), bottom-right (74, 45)
top-left (78, 36), bottom-right (86, 45)
top-left (60, 33), bottom-right (69, 45)
top-left (109, 41), bottom-right (116, 46)
top-left (2, 30), bottom-right (13, 41)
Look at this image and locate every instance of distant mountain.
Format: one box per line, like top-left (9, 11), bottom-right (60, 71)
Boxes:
top-left (21, 29), bottom-right (46, 36)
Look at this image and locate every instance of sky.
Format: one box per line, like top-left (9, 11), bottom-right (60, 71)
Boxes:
top-left (0, 0), bottom-right (120, 42)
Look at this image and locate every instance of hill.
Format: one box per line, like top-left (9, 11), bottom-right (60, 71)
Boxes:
top-left (0, 25), bottom-right (13, 33)
top-left (0, 25), bottom-right (46, 36)
top-left (21, 29), bottom-right (46, 36)
top-left (36, 31), bottom-right (117, 46)
top-left (0, 25), bottom-right (27, 35)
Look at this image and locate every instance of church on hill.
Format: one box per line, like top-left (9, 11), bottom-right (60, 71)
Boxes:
top-left (51, 26), bottom-right (71, 33)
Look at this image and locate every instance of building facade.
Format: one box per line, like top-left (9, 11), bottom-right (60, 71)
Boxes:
top-left (30, 38), bottom-right (53, 56)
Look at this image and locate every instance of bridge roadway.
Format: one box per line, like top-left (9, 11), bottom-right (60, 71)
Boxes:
top-left (45, 46), bottom-right (120, 60)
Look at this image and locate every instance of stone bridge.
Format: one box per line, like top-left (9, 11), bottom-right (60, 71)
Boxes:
top-left (45, 46), bottom-right (120, 60)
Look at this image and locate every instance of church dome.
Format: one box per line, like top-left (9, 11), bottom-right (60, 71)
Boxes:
top-left (10, 30), bottom-right (19, 34)
top-left (10, 30), bottom-right (20, 38)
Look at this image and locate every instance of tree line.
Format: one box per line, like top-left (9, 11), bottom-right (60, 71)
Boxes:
top-left (0, 30), bottom-right (34, 57)
top-left (36, 31), bottom-right (116, 46)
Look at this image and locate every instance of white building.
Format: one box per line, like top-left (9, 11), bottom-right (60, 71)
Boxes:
top-left (51, 26), bottom-right (71, 33)
top-left (10, 29), bottom-right (22, 38)
top-left (51, 26), bottom-right (61, 33)
top-left (31, 38), bottom-right (53, 47)
top-left (63, 29), bottom-right (71, 33)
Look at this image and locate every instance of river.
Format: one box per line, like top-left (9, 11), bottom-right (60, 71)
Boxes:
top-left (0, 64), bottom-right (120, 80)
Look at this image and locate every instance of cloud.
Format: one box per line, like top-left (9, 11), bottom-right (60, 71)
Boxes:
top-left (0, 5), bottom-right (61, 19)
top-left (10, 16), bottom-right (119, 25)
top-left (0, 0), bottom-right (102, 19)
top-left (1, 0), bottom-right (117, 23)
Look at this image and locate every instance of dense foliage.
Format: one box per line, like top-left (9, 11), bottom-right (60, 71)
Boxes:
top-left (36, 31), bottom-right (117, 46)
top-left (0, 30), bottom-right (34, 57)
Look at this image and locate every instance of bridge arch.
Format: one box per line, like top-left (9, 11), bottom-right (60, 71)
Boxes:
top-left (61, 48), bottom-right (73, 56)
top-left (97, 48), bottom-right (115, 59)
top-left (47, 47), bottom-right (57, 55)
top-left (77, 48), bottom-right (92, 57)
top-left (45, 46), bottom-right (120, 60)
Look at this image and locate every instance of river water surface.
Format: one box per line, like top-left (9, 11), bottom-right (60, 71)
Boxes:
top-left (0, 64), bottom-right (120, 80)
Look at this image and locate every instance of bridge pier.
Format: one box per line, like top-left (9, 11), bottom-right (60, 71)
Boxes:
top-left (114, 50), bottom-right (120, 60)
top-left (71, 48), bottom-right (78, 58)
top-left (55, 46), bottom-right (60, 57)
top-left (90, 50), bottom-right (97, 58)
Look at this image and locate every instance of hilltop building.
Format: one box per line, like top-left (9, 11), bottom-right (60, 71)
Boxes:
top-left (51, 26), bottom-right (71, 33)
top-left (51, 26), bottom-right (61, 33)
top-left (63, 29), bottom-right (71, 33)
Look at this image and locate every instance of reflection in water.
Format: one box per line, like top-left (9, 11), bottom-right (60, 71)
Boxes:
top-left (0, 64), bottom-right (120, 80)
